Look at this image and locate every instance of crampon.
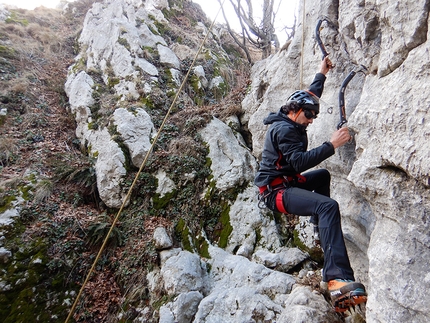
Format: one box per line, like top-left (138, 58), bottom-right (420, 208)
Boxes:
top-left (328, 279), bottom-right (367, 313)
top-left (332, 291), bottom-right (367, 313)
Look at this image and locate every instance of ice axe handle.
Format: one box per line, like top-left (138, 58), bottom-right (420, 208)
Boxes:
top-left (337, 70), bottom-right (356, 130)
top-left (315, 20), bottom-right (329, 60)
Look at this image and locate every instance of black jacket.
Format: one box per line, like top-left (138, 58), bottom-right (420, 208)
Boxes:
top-left (254, 73), bottom-right (335, 187)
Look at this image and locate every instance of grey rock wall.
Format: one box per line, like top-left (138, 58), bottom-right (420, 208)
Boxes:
top-left (245, 0), bottom-right (430, 322)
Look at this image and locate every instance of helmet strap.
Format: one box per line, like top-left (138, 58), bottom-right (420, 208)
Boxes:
top-left (293, 108), bottom-right (302, 122)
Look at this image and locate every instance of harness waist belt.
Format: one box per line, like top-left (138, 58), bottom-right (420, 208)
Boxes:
top-left (258, 176), bottom-right (294, 194)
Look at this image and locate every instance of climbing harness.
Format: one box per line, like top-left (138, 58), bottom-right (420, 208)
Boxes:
top-left (258, 175), bottom-right (307, 214)
top-left (64, 1), bottom-right (226, 322)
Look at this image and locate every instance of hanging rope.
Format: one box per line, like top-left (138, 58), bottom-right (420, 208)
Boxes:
top-left (300, 0), bottom-right (306, 89)
top-left (64, 1), bottom-right (225, 322)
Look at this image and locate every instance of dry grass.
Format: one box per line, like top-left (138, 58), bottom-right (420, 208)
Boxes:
top-left (168, 136), bottom-right (202, 157)
top-left (0, 136), bottom-right (18, 167)
top-left (33, 178), bottom-right (54, 203)
top-left (7, 77), bottom-right (30, 94)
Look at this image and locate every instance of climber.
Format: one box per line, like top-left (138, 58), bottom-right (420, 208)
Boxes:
top-left (254, 56), bottom-right (367, 312)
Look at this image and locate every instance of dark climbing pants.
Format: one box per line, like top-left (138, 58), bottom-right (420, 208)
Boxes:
top-left (264, 169), bottom-right (355, 282)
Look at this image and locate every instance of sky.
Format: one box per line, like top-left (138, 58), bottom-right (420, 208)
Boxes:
top-left (192, 0), bottom-right (299, 45)
top-left (0, 0), bottom-right (298, 44)
top-left (0, 0), bottom-right (60, 10)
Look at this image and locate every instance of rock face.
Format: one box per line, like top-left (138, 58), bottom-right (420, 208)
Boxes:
top-left (243, 1), bottom-right (430, 322)
top-left (63, 0), bottom-right (430, 322)
top-left (65, 0), bottom-right (232, 208)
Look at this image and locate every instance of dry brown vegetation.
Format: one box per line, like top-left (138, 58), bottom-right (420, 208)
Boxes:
top-left (0, 2), bottom-right (108, 322)
top-left (0, 1), bottom-right (254, 321)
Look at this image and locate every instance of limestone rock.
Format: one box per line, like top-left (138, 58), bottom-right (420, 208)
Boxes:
top-left (0, 5), bottom-right (8, 22)
top-left (199, 117), bottom-right (257, 191)
top-left (159, 291), bottom-right (203, 323)
top-left (278, 286), bottom-right (342, 323)
top-left (153, 227), bottom-right (173, 250)
top-left (193, 246), bottom-right (296, 322)
top-left (157, 44), bottom-right (181, 69)
top-left (226, 185), bottom-right (282, 255)
top-left (155, 170), bottom-right (176, 198)
top-left (160, 250), bottom-right (206, 295)
top-left (60, 0), bottom-right (430, 321)
top-left (112, 108), bottom-right (154, 168)
top-left (0, 247), bottom-right (12, 263)
top-left (91, 127), bottom-right (127, 208)
top-left (253, 247), bottom-right (309, 272)
top-left (64, 71), bottom-right (94, 113)
top-left (193, 66), bottom-right (208, 89)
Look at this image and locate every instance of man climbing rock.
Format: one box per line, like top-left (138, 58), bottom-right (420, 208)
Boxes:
top-left (254, 56), bottom-right (367, 312)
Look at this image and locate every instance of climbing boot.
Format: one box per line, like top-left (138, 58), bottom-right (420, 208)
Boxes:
top-left (328, 279), bottom-right (367, 312)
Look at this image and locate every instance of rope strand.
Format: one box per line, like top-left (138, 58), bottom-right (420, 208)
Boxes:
top-left (300, 0), bottom-right (306, 89)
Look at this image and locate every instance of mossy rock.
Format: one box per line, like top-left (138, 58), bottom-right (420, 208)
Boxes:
top-left (0, 45), bottom-right (16, 59)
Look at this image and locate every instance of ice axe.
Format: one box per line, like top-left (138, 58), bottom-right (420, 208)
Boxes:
top-left (315, 18), bottom-right (329, 60)
top-left (337, 70), bottom-right (356, 129)
top-left (337, 66), bottom-right (368, 130)
top-left (315, 18), bottom-right (337, 67)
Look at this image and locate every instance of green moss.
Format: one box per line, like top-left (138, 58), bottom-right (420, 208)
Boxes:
top-left (71, 56), bottom-right (87, 75)
top-left (0, 194), bottom-right (17, 213)
top-left (18, 184), bottom-right (32, 201)
top-left (152, 294), bottom-right (175, 311)
top-left (189, 74), bottom-right (205, 106)
top-left (175, 218), bottom-right (193, 252)
top-left (0, 234), bottom-right (72, 322)
top-left (5, 11), bottom-right (29, 26)
top-left (293, 230), bottom-right (324, 265)
top-left (27, 173), bottom-right (36, 184)
top-left (293, 230), bottom-right (306, 250)
top-left (87, 121), bottom-right (98, 130)
top-left (211, 79), bottom-right (228, 101)
top-left (217, 203), bottom-right (232, 248)
top-left (195, 235), bottom-right (210, 259)
top-left (118, 37), bottom-right (131, 51)
top-left (152, 190), bottom-right (177, 210)
top-left (108, 77), bottom-right (120, 88)
top-left (153, 20), bottom-right (168, 35)
top-left (141, 46), bottom-right (156, 55)
top-left (0, 45), bottom-right (16, 59)
top-left (111, 135), bottom-right (134, 172)
top-left (140, 95), bottom-right (155, 109)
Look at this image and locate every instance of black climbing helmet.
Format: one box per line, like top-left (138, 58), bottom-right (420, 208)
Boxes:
top-left (287, 90), bottom-right (320, 114)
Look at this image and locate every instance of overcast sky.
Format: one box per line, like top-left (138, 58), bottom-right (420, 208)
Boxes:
top-left (0, 0), bottom-right (298, 44)
top-left (192, 0), bottom-right (299, 45)
top-left (0, 0), bottom-right (59, 10)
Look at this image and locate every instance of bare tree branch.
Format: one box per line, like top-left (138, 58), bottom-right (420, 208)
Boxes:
top-left (217, 0), bottom-right (253, 63)
top-left (217, 0), bottom-right (298, 61)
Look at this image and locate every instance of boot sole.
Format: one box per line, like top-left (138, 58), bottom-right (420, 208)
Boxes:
top-left (333, 294), bottom-right (367, 313)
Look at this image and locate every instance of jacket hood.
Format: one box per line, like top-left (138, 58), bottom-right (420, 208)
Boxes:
top-left (263, 111), bottom-right (288, 125)
top-left (263, 110), bottom-right (307, 132)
